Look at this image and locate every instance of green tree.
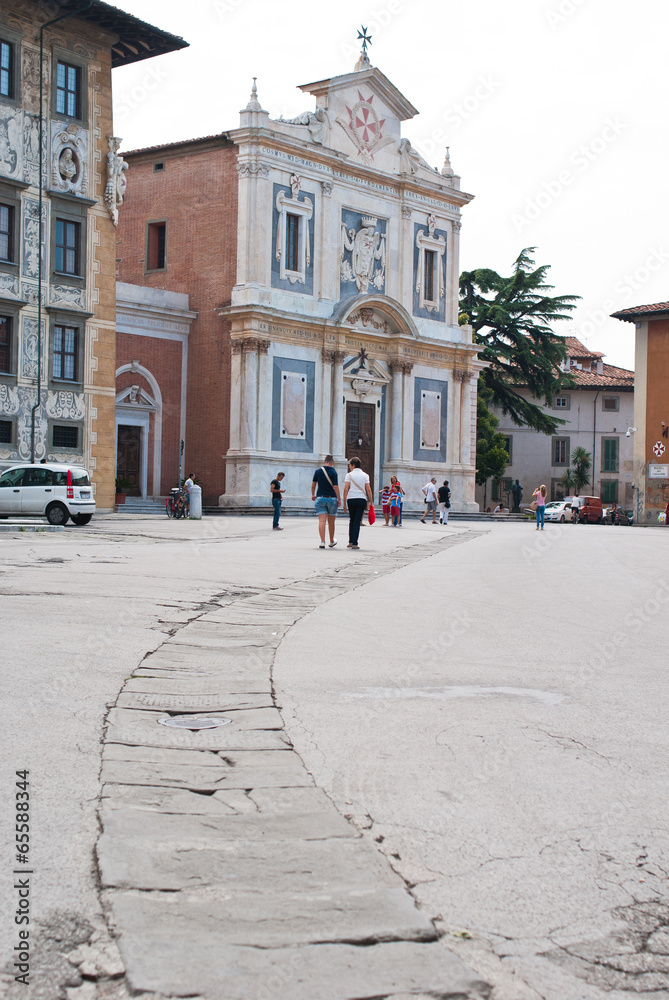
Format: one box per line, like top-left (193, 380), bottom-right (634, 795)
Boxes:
top-left (460, 248), bottom-right (580, 434)
top-left (560, 468), bottom-right (575, 495)
top-left (476, 383), bottom-right (509, 487)
top-left (571, 446), bottom-right (591, 492)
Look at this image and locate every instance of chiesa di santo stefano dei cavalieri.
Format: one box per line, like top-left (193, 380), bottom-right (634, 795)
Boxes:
top-left (118, 36), bottom-right (484, 511)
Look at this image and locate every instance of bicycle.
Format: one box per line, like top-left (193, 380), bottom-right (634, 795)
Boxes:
top-left (165, 487), bottom-right (189, 519)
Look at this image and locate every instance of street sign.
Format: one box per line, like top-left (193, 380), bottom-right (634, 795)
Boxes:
top-left (648, 464), bottom-right (669, 479)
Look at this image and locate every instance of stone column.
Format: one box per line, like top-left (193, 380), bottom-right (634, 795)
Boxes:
top-left (451, 370), bottom-right (463, 464)
top-left (228, 341), bottom-right (243, 452)
top-left (330, 350), bottom-right (346, 460)
top-left (448, 221), bottom-right (462, 326)
top-left (256, 340), bottom-right (271, 452)
top-left (389, 360), bottom-right (404, 461)
top-left (459, 370), bottom-right (474, 466)
top-left (241, 339), bottom-right (259, 452)
top-left (401, 362), bottom-right (414, 461)
top-left (322, 350), bottom-right (336, 455)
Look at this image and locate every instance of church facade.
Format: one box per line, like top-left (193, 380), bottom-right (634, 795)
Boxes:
top-left (116, 51), bottom-right (483, 510)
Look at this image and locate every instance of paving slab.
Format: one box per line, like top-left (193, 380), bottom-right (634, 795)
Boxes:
top-left (117, 690), bottom-right (272, 711)
top-left (100, 760), bottom-right (311, 790)
top-left (107, 705), bottom-right (283, 730)
top-left (116, 935), bottom-right (489, 1000)
top-left (104, 724), bottom-right (288, 751)
top-left (108, 885), bottom-right (438, 950)
top-left (100, 804), bottom-right (356, 843)
top-left (99, 830), bottom-right (404, 893)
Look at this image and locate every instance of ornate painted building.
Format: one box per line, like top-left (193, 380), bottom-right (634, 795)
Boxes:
top-left (0, 0), bottom-right (185, 507)
top-left (116, 46), bottom-right (483, 510)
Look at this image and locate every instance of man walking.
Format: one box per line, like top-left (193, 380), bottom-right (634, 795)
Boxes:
top-left (437, 479), bottom-right (451, 524)
top-left (270, 472), bottom-right (285, 530)
top-left (311, 455), bottom-right (340, 548)
top-left (420, 477), bottom-right (438, 523)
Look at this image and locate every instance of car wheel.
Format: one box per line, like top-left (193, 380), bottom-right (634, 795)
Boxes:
top-left (46, 502), bottom-right (69, 526)
top-left (71, 513), bottom-right (92, 525)
top-left (560, 515), bottom-right (565, 522)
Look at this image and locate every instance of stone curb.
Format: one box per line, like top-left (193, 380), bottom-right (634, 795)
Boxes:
top-left (97, 530), bottom-right (491, 1000)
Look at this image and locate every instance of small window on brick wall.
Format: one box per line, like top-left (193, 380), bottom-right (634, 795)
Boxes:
top-left (53, 424), bottom-right (78, 449)
top-left (146, 221), bottom-right (166, 271)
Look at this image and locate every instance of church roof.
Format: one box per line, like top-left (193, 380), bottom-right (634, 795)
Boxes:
top-left (30, 0), bottom-right (188, 67)
top-left (611, 300), bottom-right (669, 322)
top-left (299, 65), bottom-right (419, 121)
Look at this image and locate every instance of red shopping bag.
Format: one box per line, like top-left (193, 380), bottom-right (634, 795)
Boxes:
top-left (367, 504), bottom-right (376, 525)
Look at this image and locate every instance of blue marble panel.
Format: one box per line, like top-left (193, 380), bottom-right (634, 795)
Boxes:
top-left (271, 356), bottom-right (315, 453)
top-left (413, 377), bottom-right (447, 462)
top-left (339, 209), bottom-right (387, 301)
top-left (412, 221), bottom-right (447, 322)
top-left (271, 183), bottom-right (314, 295)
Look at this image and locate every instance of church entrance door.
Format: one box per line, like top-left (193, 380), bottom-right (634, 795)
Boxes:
top-left (345, 401), bottom-right (375, 492)
top-left (116, 425), bottom-right (141, 496)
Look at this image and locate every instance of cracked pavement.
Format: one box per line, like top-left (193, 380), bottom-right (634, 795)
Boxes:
top-left (1, 513), bottom-right (489, 1000)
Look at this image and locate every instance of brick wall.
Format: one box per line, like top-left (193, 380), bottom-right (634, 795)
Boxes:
top-left (116, 138), bottom-right (238, 503)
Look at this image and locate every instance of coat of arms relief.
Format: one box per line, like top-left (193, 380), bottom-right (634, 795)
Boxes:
top-left (340, 216), bottom-right (387, 294)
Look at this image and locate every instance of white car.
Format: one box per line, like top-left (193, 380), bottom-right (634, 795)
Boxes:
top-left (543, 500), bottom-right (574, 522)
top-left (0, 463), bottom-right (96, 525)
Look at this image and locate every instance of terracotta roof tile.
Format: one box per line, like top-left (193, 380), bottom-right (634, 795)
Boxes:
top-left (611, 300), bottom-right (669, 322)
top-left (124, 134), bottom-right (230, 156)
top-left (565, 336), bottom-right (604, 358)
top-left (570, 363), bottom-right (634, 388)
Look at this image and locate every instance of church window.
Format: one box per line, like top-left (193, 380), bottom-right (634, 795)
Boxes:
top-left (286, 214), bottom-right (299, 273)
top-left (424, 250), bottom-right (436, 303)
top-left (146, 221), bottom-right (167, 271)
top-left (275, 183), bottom-right (312, 285)
top-left (0, 40), bottom-right (13, 98)
top-left (56, 61), bottom-right (81, 118)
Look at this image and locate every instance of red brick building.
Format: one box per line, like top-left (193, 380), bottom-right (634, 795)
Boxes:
top-left (116, 137), bottom-right (236, 502)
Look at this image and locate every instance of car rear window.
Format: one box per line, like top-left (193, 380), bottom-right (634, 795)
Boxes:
top-left (53, 469), bottom-right (90, 486)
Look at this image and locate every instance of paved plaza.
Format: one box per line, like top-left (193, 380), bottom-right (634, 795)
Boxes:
top-left (1, 513), bottom-right (668, 1000)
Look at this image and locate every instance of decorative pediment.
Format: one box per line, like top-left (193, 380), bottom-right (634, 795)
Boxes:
top-left (345, 307), bottom-right (391, 335)
top-left (343, 352), bottom-right (390, 397)
top-left (115, 384), bottom-right (156, 408)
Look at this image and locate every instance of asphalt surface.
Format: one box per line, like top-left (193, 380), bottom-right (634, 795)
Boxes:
top-left (1, 513), bottom-right (667, 999)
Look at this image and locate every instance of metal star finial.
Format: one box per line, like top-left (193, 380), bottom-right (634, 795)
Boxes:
top-left (357, 26), bottom-right (372, 53)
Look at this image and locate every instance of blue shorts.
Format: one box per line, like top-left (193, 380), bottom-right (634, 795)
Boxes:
top-left (314, 496), bottom-right (337, 516)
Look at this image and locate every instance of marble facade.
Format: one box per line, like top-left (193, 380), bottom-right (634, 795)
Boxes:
top-left (219, 57), bottom-right (484, 511)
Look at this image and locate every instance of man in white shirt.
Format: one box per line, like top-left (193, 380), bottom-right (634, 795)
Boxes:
top-left (420, 477), bottom-right (438, 524)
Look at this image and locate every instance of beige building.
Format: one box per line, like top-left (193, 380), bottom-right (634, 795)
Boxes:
top-left (476, 337), bottom-right (634, 509)
top-left (0, 0), bottom-right (185, 507)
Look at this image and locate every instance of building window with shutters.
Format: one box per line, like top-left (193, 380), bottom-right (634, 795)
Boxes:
top-left (552, 436), bottom-right (570, 466)
top-left (601, 480), bottom-right (618, 503)
top-left (602, 437), bottom-right (619, 473)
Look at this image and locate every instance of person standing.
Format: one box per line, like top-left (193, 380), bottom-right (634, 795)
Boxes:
top-left (533, 484), bottom-right (547, 530)
top-left (437, 480), bottom-right (451, 524)
top-left (183, 472), bottom-right (195, 515)
top-left (311, 455), bottom-right (340, 548)
top-left (270, 472), bottom-right (285, 530)
top-left (420, 477), bottom-right (438, 524)
top-left (390, 475), bottom-right (405, 525)
top-left (343, 457), bottom-right (373, 549)
top-left (380, 484), bottom-right (391, 525)
top-left (389, 483), bottom-right (402, 527)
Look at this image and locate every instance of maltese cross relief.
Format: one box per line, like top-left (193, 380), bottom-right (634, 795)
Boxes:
top-left (336, 91), bottom-right (395, 165)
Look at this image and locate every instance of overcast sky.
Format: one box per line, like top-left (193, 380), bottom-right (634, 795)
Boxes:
top-left (110, 0), bottom-right (669, 371)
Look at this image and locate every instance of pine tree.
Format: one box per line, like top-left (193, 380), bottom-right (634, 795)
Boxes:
top-left (460, 248), bottom-right (580, 435)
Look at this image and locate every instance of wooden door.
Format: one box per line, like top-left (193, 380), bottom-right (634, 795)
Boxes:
top-left (345, 401), bottom-right (375, 493)
top-left (116, 425), bottom-right (141, 495)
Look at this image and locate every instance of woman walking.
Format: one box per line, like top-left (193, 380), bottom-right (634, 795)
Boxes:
top-left (343, 457), bottom-right (373, 549)
top-left (533, 483), bottom-right (547, 530)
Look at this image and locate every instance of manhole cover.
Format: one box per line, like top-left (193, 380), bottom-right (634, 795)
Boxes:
top-left (158, 715), bottom-right (232, 730)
